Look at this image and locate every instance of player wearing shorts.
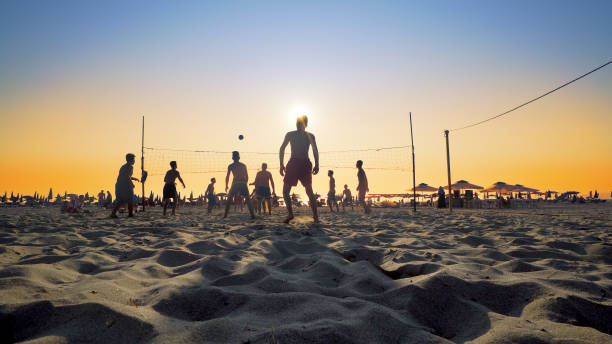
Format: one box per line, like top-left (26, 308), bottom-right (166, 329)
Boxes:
top-left (327, 170), bottom-right (339, 212)
top-left (356, 160), bottom-right (371, 214)
top-left (253, 163), bottom-right (275, 215)
top-left (279, 115), bottom-right (319, 223)
top-left (163, 161), bottom-right (185, 216)
top-left (205, 178), bottom-right (216, 214)
top-left (342, 184), bottom-right (354, 211)
top-left (224, 151), bottom-right (255, 219)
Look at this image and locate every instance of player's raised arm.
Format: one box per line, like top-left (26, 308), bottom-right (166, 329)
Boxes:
top-left (279, 133), bottom-right (290, 175)
top-left (311, 133), bottom-right (319, 175)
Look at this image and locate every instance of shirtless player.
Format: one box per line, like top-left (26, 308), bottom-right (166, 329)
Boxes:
top-left (342, 184), bottom-right (353, 211)
top-left (327, 170), bottom-right (339, 212)
top-left (279, 115), bottom-right (319, 223)
top-left (163, 161), bottom-right (185, 216)
top-left (204, 178), bottom-right (216, 215)
top-left (253, 163), bottom-right (275, 215)
top-left (224, 151), bottom-right (255, 219)
top-left (356, 160), bottom-right (371, 213)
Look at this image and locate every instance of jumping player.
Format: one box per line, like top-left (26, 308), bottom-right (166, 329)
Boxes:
top-left (163, 161), bottom-right (185, 216)
top-left (224, 151), bottom-right (255, 219)
top-left (279, 115), bottom-right (319, 223)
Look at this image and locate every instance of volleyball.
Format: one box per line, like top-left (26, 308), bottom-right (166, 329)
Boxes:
top-left (238, 134), bottom-right (244, 140)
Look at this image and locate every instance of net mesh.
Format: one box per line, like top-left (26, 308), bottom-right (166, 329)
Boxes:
top-left (144, 146), bottom-right (411, 176)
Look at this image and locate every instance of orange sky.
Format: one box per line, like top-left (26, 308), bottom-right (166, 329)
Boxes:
top-left (1, 2), bottom-right (611, 198)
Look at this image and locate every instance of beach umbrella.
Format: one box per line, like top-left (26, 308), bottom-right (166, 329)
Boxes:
top-left (33, 192), bottom-right (38, 200)
top-left (444, 180), bottom-right (483, 190)
top-left (2, 192), bottom-right (6, 202)
top-left (189, 191), bottom-right (194, 201)
top-left (410, 183), bottom-right (437, 192)
top-left (513, 184), bottom-right (539, 193)
top-left (481, 182), bottom-right (515, 194)
top-left (48, 188), bottom-right (53, 200)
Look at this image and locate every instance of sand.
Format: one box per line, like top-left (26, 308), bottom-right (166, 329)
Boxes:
top-left (0, 203), bottom-right (610, 343)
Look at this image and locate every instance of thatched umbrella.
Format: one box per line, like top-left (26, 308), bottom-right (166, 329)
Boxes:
top-left (410, 183), bottom-right (437, 192)
top-left (444, 180), bottom-right (483, 190)
top-left (513, 184), bottom-right (539, 193)
top-left (482, 182), bottom-right (515, 198)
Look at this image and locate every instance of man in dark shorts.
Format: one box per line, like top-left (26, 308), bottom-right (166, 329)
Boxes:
top-left (205, 178), bottom-right (216, 214)
top-left (163, 161), bottom-right (185, 216)
top-left (253, 163), bottom-right (275, 215)
top-left (224, 151), bottom-right (255, 219)
top-left (279, 115), bottom-right (319, 223)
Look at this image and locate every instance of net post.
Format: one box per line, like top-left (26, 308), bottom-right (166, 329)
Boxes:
top-left (410, 112), bottom-right (416, 213)
top-left (141, 116), bottom-right (145, 212)
top-left (444, 130), bottom-right (452, 213)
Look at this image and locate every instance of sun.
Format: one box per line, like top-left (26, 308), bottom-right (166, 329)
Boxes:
top-left (288, 107), bottom-right (311, 126)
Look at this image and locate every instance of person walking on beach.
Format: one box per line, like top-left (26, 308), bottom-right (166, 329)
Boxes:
top-left (162, 161), bottom-right (185, 216)
top-left (224, 151), bottom-right (255, 219)
top-left (205, 178), bottom-right (216, 214)
top-left (356, 160), bottom-right (370, 213)
top-left (111, 153), bottom-right (139, 218)
top-left (327, 170), bottom-right (339, 212)
top-left (253, 163), bottom-right (275, 215)
top-left (279, 115), bottom-right (320, 223)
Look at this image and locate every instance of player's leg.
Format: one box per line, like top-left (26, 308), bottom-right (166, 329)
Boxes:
top-left (127, 202), bottom-right (134, 217)
top-left (282, 183), bottom-right (294, 223)
top-left (172, 197), bottom-right (178, 215)
top-left (163, 198), bottom-right (168, 216)
top-left (110, 202), bottom-right (121, 218)
top-left (224, 196), bottom-right (231, 218)
top-left (304, 184), bottom-right (319, 222)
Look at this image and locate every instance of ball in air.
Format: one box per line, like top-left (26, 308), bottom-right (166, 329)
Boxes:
top-left (238, 134), bottom-right (244, 140)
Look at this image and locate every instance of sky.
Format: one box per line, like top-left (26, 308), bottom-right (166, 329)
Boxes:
top-left (1, 0), bottom-right (611, 198)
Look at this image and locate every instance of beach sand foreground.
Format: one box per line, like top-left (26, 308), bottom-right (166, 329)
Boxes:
top-left (0, 204), bottom-right (610, 343)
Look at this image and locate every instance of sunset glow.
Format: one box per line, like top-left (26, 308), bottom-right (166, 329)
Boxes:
top-left (1, 1), bottom-right (611, 198)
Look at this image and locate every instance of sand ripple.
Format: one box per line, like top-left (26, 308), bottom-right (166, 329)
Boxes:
top-left (0, 204), bottom-right (610, 343)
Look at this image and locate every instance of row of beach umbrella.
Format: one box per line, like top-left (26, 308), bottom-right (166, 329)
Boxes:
top-left (409, 180), bottom-right (553, 195)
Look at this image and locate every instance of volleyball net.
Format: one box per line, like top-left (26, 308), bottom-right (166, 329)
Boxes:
top-left (143, 146), bottom-right (412, 177)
